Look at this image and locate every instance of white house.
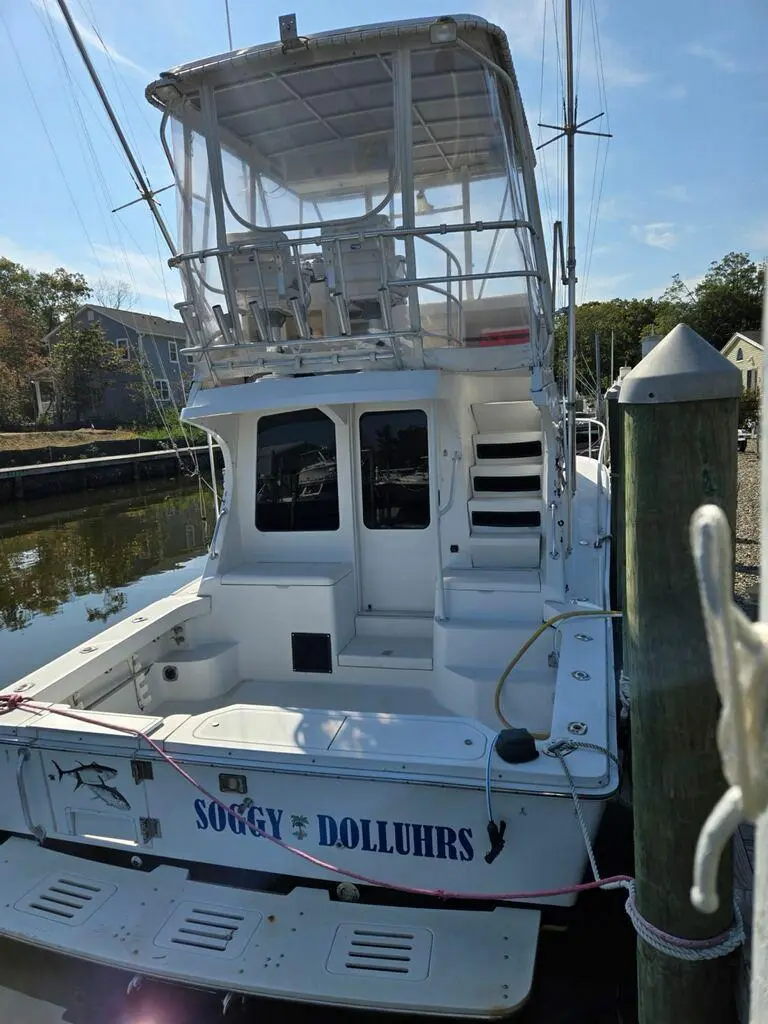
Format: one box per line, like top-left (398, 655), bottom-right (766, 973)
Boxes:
top-left (721, 329), bottom-right (763, 391)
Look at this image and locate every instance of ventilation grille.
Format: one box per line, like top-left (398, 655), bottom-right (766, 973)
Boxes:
top-left (154, 901), bottom-right (262, 959)
top-left (326, 924), bottom-right (433, 980)
top-left (16, 874), bottom-right (116, 926)
top-left (473, 474), bottom-right (540, 494)
top-left (472, 510), bottom-right (541, 529)
top-left (476, 440), bottom-right (542, 461)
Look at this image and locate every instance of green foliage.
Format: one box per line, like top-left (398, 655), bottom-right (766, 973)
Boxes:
top-left (560, 252), bottom-right (765, 396)
top-left (49, 321), bottom-right (124, 424)
top-left (739, 387), bottom-right (760, 429)
top-left (554, 297), bottom-right (660, 392)
top-left (644, 253), bottom-right (764, 348)
top-left (0, 258), bottom-right (89, 335)
top-left (0, 258), bottom-right (91, 426)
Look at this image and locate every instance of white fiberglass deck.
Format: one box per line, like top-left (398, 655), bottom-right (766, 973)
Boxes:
top-left (151, 672), bottom-right (556, 738)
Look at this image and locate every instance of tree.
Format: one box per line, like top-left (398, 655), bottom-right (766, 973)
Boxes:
top-left (49, 320), bottom-right (124, 424)
top-left (554, 297), bottom-right (660, 392)
top-left (0, 295), bottom-right (45, 427)
top-left (91, 278), bottom-right (137, 310)
top-left (693, 252), bottom-right (764, 349)
top-left (0, 258), bottom-right (90, 334)
top-left (739, 387), bottom-right (760, 429)
top-left (644, 253), bottom-right (764, 349)
top-left (644, 274), bottom-right (697, 340)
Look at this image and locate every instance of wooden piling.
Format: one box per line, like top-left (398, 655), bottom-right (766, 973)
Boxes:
top-left (605, 379), bottom-right (623, 672)
top-left (620, 324), bottom-right (741, 1024)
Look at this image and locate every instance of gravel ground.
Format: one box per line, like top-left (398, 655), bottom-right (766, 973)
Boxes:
top-left (735, 438), bottom-right (760, 616)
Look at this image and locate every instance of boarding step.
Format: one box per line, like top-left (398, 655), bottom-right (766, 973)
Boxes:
top-left (0, 837), bottom-right (539, 1017)
top-left (471, 400), bottom-right (541, 433)
top-left (468, 497), bottom-right (542, 533)
top-left (467, 535), bottom-right (541, 570)
top-left (354, 612), bottom-right (433, 639)
top-left (469, 463), bottom-right (542, 497)
top-left (473, 431), bottom-right (543, 465)
top-left (338, 634), bottom-right (433, 670)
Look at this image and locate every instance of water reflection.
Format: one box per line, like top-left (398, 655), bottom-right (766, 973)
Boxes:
top-left (0, 480), bottom-right (215, 684)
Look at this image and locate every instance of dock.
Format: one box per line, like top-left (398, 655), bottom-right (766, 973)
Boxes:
top-left (0, 446), bottom-right (219, 502)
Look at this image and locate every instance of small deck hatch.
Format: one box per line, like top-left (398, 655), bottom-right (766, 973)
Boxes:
top-left (154, 901), bottom-right (263, 958)
top-left (16, 874), bottom-right (116, 925)
top-left (326, 924), bottom-right (433, 979)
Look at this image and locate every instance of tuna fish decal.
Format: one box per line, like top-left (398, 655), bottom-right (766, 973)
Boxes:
top-left (51, 760), bottom-right (130, 811)
top-left (52, 761), bottom-right (118, 789)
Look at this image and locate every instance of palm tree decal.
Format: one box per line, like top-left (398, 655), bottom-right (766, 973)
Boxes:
top-left (291, 814), bottom-right (309, 840)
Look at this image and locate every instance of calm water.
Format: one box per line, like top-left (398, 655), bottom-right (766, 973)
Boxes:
top-left (0, 481), bottom-right (636, 1023)
top-left (0, 479), bottom-right (215, 686)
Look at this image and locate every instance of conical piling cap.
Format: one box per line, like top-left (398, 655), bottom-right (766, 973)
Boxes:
top-left (619, 323), bottom-right (742, 405)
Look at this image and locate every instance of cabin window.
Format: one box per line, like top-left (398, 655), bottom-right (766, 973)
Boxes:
top-left (359, 410), bottom-right (429, 530)
top-left (256, 408), bottom-right (339, 532)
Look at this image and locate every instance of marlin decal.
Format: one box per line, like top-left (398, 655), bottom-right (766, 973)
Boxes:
top-left (52, 761), bottom-right (118, 789)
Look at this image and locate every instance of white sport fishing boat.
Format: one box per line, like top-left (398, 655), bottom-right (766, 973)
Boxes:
top-left (0, 10), bottom-right (616, 1017)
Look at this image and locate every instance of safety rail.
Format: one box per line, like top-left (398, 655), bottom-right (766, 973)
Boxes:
top-left (575, 416), bottom-right (610, 569)
top-left (174, 218), bottom-right (544, 374)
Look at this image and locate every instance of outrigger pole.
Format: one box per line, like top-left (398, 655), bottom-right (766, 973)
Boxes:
top-left (53, 0), bottom-right (178, 258)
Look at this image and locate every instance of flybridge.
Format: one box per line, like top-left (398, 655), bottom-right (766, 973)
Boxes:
top-left (144, 15), bottom-right (554, 380)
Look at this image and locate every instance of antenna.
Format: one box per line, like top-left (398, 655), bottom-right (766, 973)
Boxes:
top-left (53, 0), bottom-right (177, 258)
top-left (537, 0), bottom-right (612, 546)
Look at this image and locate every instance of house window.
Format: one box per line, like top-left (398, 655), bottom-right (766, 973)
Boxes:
top-left (737, 348), bottom-right (744, 361)
top-left (86, 310), bottom-right (95, 322)
top-left (116, 338), bottom-right (130, 360)
top-left (747, 369), bottom-right (755, 390)
top-left (359, 410), bottom-right (430, 530)
top-left (153, 379), bottom-right (171, 402)
top-left (185, 353), bottom-right (195, 364)
top-left (256, 409), bottom-right (339, 532)
top-left (169, 340), bottom-right (179, 363)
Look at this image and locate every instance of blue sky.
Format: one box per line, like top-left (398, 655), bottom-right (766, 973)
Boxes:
top-left (0, 0), bottom-right (765, 317)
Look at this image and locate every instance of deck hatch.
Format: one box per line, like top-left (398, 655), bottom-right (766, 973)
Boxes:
top-left (15, 874), bottom-right (116, 926)
top-left (326, 924), bottom-right (433, 979)
top-left (154, 901), bottom-right (263, 958)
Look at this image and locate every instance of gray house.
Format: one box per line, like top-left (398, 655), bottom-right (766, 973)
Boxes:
top-left (39, 304), bottom-right (192, 426)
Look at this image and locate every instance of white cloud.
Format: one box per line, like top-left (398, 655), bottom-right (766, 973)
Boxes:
top-left (631, 223), bottom-right (678, 250)
top-left (685, 42), bottom-right (737, 74)
top-left (31, 0), bottom-right (149, 77)
top-left (657, 184), bottom-right (693, 203)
